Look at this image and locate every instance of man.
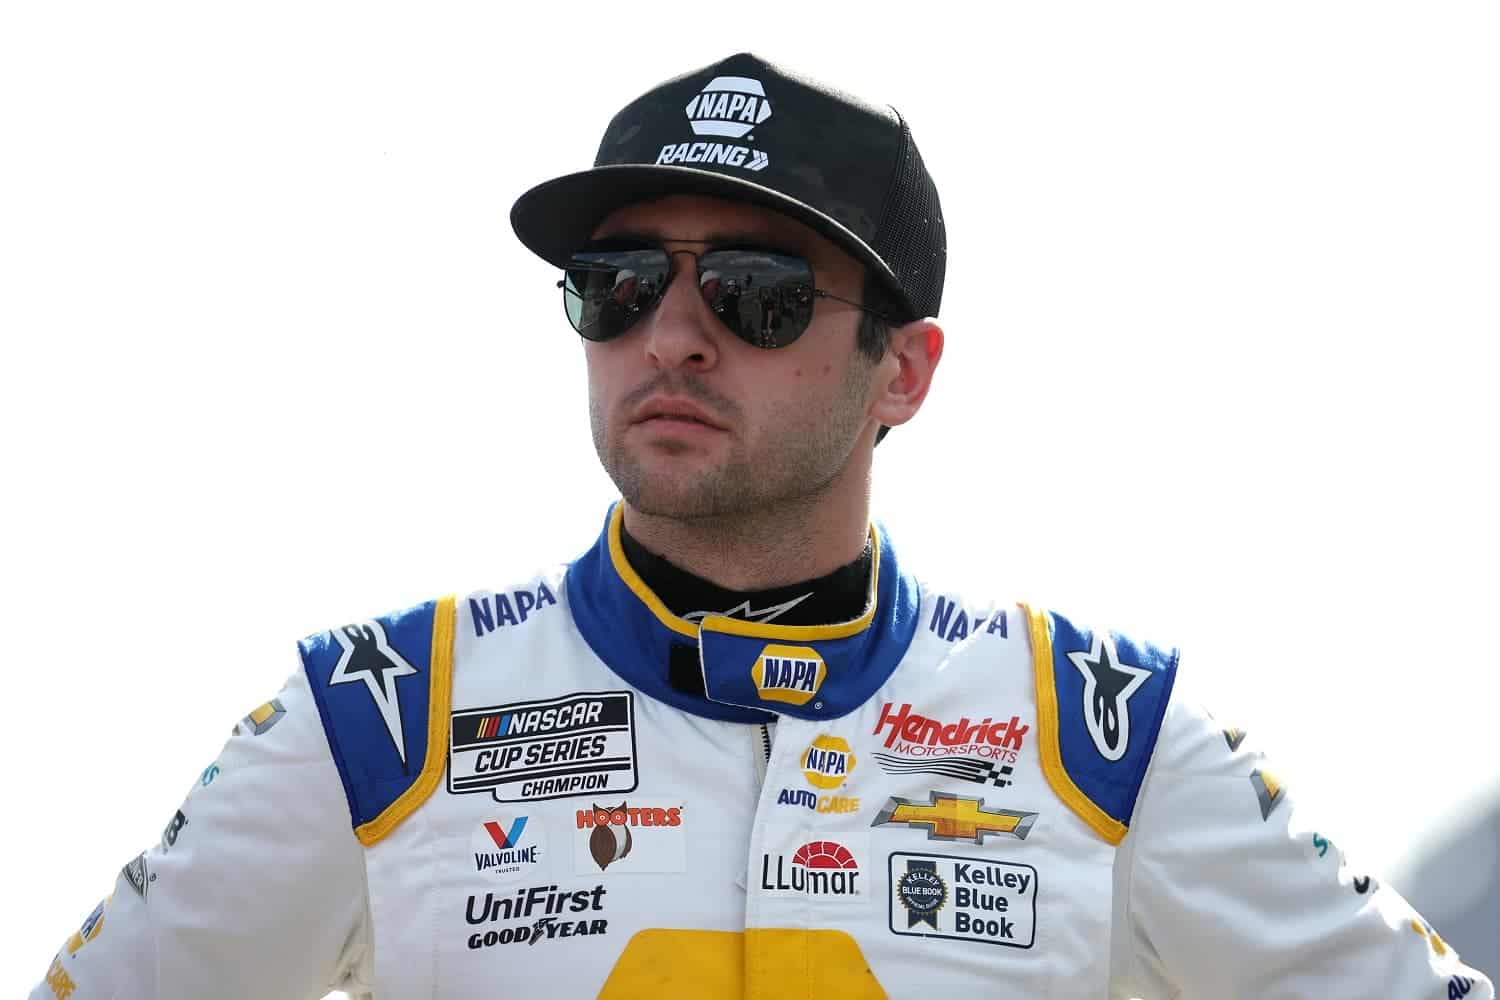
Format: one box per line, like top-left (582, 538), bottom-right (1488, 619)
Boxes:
top-left (29, 52), bottom-right (1491, 1000)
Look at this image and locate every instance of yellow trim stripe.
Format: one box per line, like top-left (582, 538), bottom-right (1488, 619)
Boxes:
top-left (1023, 603), bottom-right (1129, 846)
top-left (355, 595), bottom-right (457, 847)
top-left (608, 502), bottom-right (882, 642)
top-left (607, 505), bottom-right (699, 638)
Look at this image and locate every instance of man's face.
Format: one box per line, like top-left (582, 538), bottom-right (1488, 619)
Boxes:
top-left (583, 194), bottom-right (883, 520)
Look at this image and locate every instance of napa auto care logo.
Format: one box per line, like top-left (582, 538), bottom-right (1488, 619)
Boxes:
top-left (760, 840), bottom-right (864, 900)
top-left (573, 800), bottom-right (687, 874)
top-left (777, 734), bottom-right (858, 814)
top-left (751, 644), bottom-right (826, 706)
top-left (656, 75), bottom-right (771, 172)
top-left (469, 814), bottom-right (546, 883)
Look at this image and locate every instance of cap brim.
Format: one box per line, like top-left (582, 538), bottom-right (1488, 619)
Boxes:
top-left (510, 164), bottom-right (905, 311)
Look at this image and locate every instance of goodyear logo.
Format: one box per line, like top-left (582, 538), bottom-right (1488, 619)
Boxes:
top-left (751, 644), bottom-right (826, 706)
top-left (801, 734), bottom-right (855, 790)
top-left (685, 76), bottom-right (772, 138)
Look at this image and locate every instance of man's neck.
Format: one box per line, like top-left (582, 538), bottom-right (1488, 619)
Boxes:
top-left (620, 480), bottom-right (873, 592)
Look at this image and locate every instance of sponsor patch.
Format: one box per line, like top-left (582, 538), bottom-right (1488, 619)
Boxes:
top-left (888, 852), bottom-right (1038, 948)
top-left (751, 644), bottom-right (826, 706)
top-left (654, 75), bottom-right (773, 173)
top-left (872, 791), bottom-right (1038, 844)
top-left (449, 692), bottom-right (639, 803)
top-left (759, 838), bottom-right (866, 901)
top-left (775, 734), bottom-right (859, 814)
top-left (1065, 632), bottom-right (1152, 762)
top-left (1250, 768), bottom-right (1285, 820)
top-left (873, 703), bottom-right (1028, 761)
top-left (161, 809), bottom-right (188, 852)
top-left (464, 884), bottom-right (609, 950)
top-left (242, 699), bottom-right (286, 736)
top-left (45, 957), bottom-right (76, 1000)
top-left (121, 852), bottom-right (154, 900)
top-left (65, 896), bottom-right (110, 955)
top-left (470, 814), bottom-right (547, 884)
top-left (330, 621), bottom-right (419, 764)
top-left (573, 800), bottom-right (687, 874)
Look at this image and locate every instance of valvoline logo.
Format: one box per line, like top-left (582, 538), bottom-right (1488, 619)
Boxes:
top-left (751, 644), bottom-right (827, 706)
top-left (469, 814), bottom-right (546, 883)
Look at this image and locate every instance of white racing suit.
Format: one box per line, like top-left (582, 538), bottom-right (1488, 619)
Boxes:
top-left (30, 504), bottom-right (1494, 999)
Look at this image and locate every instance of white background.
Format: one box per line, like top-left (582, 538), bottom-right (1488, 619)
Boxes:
top-left (2, 2), bottom-right (1496, 993)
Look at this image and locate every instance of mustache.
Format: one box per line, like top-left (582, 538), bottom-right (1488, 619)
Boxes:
top-left (620, 372), bottom-right (741, 424)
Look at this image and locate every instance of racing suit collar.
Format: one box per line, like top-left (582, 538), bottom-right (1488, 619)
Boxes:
top-left (567, 503), bottom-right (920, 723)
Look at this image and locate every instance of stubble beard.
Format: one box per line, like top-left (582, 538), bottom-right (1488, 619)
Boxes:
top-left (591, 360), bottom-right (874, 522)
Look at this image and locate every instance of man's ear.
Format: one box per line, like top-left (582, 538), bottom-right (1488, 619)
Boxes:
top-left (869, 319), bottom-right (944, 430)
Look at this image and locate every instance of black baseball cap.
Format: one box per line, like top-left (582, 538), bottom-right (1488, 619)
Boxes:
top-left (511, 52), bottom-right (946, 323)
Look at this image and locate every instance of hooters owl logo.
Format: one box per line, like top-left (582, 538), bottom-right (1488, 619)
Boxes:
top-left (586, 802), bottom-right (634, 870)
top-left (574, 800), bottom-right (687, 874)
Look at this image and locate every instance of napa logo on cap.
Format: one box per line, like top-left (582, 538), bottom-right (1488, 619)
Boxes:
top-left (657, 75), bottom-right (771, 172)
top-left (686, 76), bottom-right (773, 137)
top-left (751, 644), bottom-right (827, 706)
top-left (801, 734), bottom-right (855, 789)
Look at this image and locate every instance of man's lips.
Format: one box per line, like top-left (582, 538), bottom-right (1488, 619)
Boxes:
top-left (630, 397), bottom-right (728, 431)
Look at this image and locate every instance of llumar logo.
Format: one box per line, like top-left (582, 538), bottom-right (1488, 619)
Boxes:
top-left (760, 840), bottom-right (862, 898)
top-left (657, 76), bottom-right (771, 172)
top-left (872, 791), bottom-right (1038, 844)
top-left (751, 644), bottom-right (826, 706)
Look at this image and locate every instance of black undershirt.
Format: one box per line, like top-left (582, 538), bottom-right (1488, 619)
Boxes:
top-left (619, 525), bottom-right (873, 698)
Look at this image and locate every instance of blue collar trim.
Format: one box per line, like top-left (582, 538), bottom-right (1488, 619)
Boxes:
top-left (566, 504), bottom-right (919, 724)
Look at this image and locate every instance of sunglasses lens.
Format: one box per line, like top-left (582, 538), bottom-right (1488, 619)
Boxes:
top-left (699, 250), bottom-right (816, 348)
top-left (561, 249), bottom-right (670, 341)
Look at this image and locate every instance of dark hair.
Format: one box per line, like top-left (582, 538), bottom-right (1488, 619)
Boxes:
top-left (857, 272), bottom-right (915, 444)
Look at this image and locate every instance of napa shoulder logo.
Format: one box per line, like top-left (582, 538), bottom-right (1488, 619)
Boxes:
top-left (751, 644), bottom-right (826, 706)
top-left (657, 75), bottom-right (771, 172)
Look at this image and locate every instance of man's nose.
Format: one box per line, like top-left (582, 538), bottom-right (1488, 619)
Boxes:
top-left (637, 268), bottom-right (721, 371)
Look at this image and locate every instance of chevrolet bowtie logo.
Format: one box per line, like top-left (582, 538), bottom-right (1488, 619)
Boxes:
top-left (872, 791), bottom-right (1038, 843)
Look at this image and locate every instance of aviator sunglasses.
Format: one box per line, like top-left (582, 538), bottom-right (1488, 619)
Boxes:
top-left (559, 241), bottom-right (893, 349)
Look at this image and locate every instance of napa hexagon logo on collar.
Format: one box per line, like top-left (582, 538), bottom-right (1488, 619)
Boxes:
top-left (751, 644), bottom-right (827, 706)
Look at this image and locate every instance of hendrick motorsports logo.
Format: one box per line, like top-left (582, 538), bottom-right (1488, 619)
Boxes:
top-left (449, 691), bottom-right (638, 803)
top-left (657, 75), bottom-right (771, 172)
top-left (889, 852), bottom-right (1038, 948)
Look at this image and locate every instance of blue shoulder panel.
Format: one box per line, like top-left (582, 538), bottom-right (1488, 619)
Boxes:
top-left (298, 600), bottom-right (438, 834)
top-left (1030, 607), bottom-right (1178, 843)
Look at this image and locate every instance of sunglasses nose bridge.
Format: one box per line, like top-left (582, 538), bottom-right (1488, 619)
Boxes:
top-left (636, 257), bottom-right (724, 368)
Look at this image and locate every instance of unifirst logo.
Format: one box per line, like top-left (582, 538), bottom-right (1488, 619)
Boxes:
top-left (752, 644), bottom-right (827, 706)
top-left (686, 76), bottom-right (772, 137)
